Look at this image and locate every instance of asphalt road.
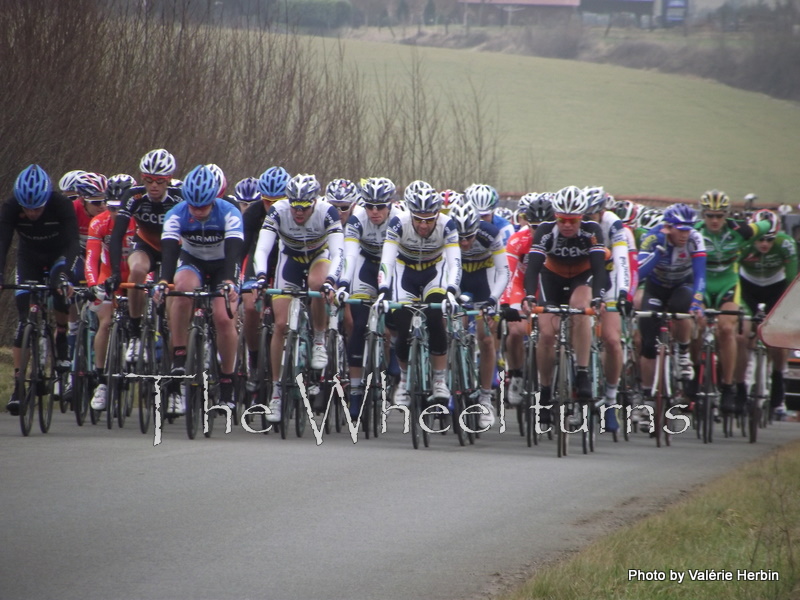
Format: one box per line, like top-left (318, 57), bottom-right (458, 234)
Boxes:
top-left (2, 407), bottom-right (798, 600)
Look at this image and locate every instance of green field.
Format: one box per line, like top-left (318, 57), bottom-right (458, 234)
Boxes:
top-left (329, 36), bottom-right (800, 202)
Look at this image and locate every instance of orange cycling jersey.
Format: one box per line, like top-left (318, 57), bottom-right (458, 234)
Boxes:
top-left (501, 227), bottom-right (533, 306)
top-left (85, 211), bottom-right (135, 287)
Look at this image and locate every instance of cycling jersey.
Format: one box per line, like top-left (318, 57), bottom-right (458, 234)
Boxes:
top-left (637, 226), bottom-right (706, 301)
top-left (500, 226), bottom-right (534, 308)
top-left (491, 214), bottom-right (515, 246)
top-left (739, 231), bottom-right (798, 286)
top-left (109, 185), bottom-right (183, 274)
top-left (160, 198), bottom-right (244, 284)
top-left (340, 204), bottom-right (402, 296)
top-left (378, 211), bottom-right (461, 294)
top-left (593, 211), bottom-right (631, 303)
top-left (460, 220), bottom-right (509, 303)
top-left (85, 211), bottom-right (135, 287)
top-left (253, 198), bottom-right (344, 285)
top-left (72, 199), bottom-right (94, 249)
top-left (524, 220), bottom-right (607, 301)
top-left (0, 192), bottom-right (81, 283)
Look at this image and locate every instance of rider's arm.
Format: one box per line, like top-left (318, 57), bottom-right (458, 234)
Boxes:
top-left (781, 234), bottom-right (798, 282)
top-left (377, 215), bottom-right (401, 293)
top-left (0, 198), bottom-right (20, 282)
top-left (57, 194), bottom-right (82, 281)
top-left (523, 225), bottom-right (547, 297)
top-left (159, 208), bottom-right (183, 284)
top-left (636, 228), bottom-right (665, 280)
top-left (443, 218), bottom-right (462, 293)
top-left (253, 206), bottom-right (279, 278)
top-left (624, 227), bottom-right (639, 295)
top-left (323, 205), bottom-right (344, 285)
top-left (84, 217), bottom-right (104, 287)
top-left (730, 217), bottom-right (771, 241)
top-left (489, 238), bottom-right (510, 303)
top-left (340, 215), bottom-right (362, 290)
top-left (609, 220), bottom-right (631, 298)
top-left (690, 231), bottom-right (707, 304)
top-left (223, 203), bottom-right (245, 284)
top-left (109, 189), bottom-right (136, 277)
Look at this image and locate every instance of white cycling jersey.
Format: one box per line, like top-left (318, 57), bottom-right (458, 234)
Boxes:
top-left (377, 211), bottom-right (461, 293)
top-left (594, 211), bottom-right (631, 301)
top-left (340, 204), bottom-right (402, 287)
top-left (254, 198), bottom-right (344, 283)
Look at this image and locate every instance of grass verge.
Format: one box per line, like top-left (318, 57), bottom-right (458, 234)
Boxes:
top-left (505, 440), bottom-right (800, 600)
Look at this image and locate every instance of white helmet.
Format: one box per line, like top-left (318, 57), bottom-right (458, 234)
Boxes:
top-left (403, 180), bottom-right (440, 213)
top-left (139, 148), bottom-right (177, 176)
top-left (464, 183), bottom-right (498, 215)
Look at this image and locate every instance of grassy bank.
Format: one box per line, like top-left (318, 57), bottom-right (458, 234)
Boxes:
top-left (504, 440), bottom-right (800, 600)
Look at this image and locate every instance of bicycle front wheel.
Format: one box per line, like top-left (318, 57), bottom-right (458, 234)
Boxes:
top-left (39, 331), bottom-right (55, 434)
top-left (185, 328), bottom-right (204, 440)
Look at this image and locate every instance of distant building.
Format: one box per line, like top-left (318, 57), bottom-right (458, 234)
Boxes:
top-left (458, 0), bottom-right (580, 26)
top-left (579, 0), bottom-right (656, 24)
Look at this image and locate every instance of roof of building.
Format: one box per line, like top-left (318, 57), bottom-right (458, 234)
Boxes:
top-left (459, 0), bottom-right (580, 7)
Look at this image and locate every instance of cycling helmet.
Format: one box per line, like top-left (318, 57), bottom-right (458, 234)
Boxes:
top-left (170, 178), bottom-right (183, 188)
top-left (403, 180), bottom-right (440, 214)
top-left (777, 204), bottom-right (792, 216)
top-left (700, 189), bottom-right (730, 212)
top-left (663, 203), bottom-right (698, 230)
top-left (636, 207), bottom-right (663, 230)
top-left (495, 206), bottom-right (514, 221)
top-left (360, 177), bottom-right (396, 204)
top-left (325, 178), bottom-right (359, 207)
top-left (182, 165), bottom-right (218, 208)
top-left (449, 201), bottom-right (480, 237)
top-left (437, 189), bottom-right (463, 213)
top-left (205, 164), bottom-right (227, 197)
top-left (614, 200), bottom-right (640, 225)
top-left (517, 193), bottom-right (536, 214)
top-left (259, 166), bottom-right (290, 198)
top-left (14, 164), bottom-right (52, 209)
top-left (106, 174), bottom-right (136, 204)
top-left (552, 185), bottom-right (588, 216)
top-left (74, 172), bottom-right (108, 198)
top-left (139, 148), bottom-right (176, 176)
top-left (750, 209), bottom-right (779, 236)
top-left (605, 194), bottom-right (618, 212)
top-left (583, 186), bottom-right (606, 214)
top-left (58, 170), bottom-right (87, 193)
top-left (286, 173), bottom-right (320, 205)
top-left (525, 195), bottom-right (555, 224)
top-left (464, 183), bottom-right (499, 215)
top-left (234, 177), bottom-right (261, 203)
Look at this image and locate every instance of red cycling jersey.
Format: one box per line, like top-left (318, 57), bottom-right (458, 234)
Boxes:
top-left (500, 227), bottom-right (533, 307)
top-left (72, 198), bottom-right (94, 249)
top-left (85, 211), bottom-right (135, 287)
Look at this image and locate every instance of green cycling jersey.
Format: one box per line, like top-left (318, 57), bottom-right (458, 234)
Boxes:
top-left (739, 231), bottom-right (798, 285)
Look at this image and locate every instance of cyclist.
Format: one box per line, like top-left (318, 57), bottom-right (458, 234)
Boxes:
top-left (437, 189), bottom-right (461, 215)
top-left (449, 198), bottom-right (509, 424)
top-left (737, 209), bottom-right (797, 416)
top-left (155, 165), bottom-right (243, 414)
top-left (1, 165), bottom-right (80, 415)
top-left (234, 176), bottom-right (261, 214)
top-left (338, 177), bottom-right (401, 419)
top-left (582, 186), bottom-right (633, 432)
top-left (253, 174), bottom-right (344, 422)
top-left (695, 189), bottom-right (772, 414)
top-left (502, 193), bottom-right (554, 406)
top-left (637, 203), bottom-right (706, 427)
top-left (376, 181), bottom-right (464, 419)
top-left (325, 178), bottom-right (360, 225)
top-left (58, 170), bottom-right (87, 201)
top-left (85, 175), bottom-right (138, 410)
top-left (106, 148), bottom-right (183, 363)
top-left (523, 186), bottom-right (607, 422)
top-left (240, 167), bottom-right (289, 392)
top-left (465, 184), bottom-right (515, 246)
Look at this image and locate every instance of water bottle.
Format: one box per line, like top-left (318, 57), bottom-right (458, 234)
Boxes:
top-left (298, 338), bottom-right (307, 369)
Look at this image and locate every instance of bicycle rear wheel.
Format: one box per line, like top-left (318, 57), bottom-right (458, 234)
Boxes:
top-left (106, 322), bottom-right (125, 430)
top-left (19, 324), bottom-right (37, 436)
top-left (523, 337), bottom-right (539, 448)
top-left (137, 326), bottom-right (157, 434)
top-left (555, 346), bottom-right (570, 458)
top-left (408, 339), bottom-right (422, 449)
top-left (701, 351), bottom-right (715, 444)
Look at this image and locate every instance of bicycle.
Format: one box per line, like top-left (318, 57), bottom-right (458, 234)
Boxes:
top-left (588, 312), bottom-right (607, 447)
top-left (122, 282), bottom-right (171, 434)
top-left (445, 303), bottom-right (481, 446)
top-left (635, 310), bottom-right (692, 448)
top-left (617, 309), bottom-right (642, 442)
top-left (357, 298), bottom-right (390, 440)
top-left (104, 293), bottom-right (134, 429)
top-left (6, 282), bottom-right (61, 436)
top-left (266, 288), bottom-right (320, 440)
top-left (532, 304), bottom-right (596, 458)
top-left (320, 298), bottom-right (348, 435)
top-left (521, 310), bottom-right (547, 447)
top-left (744, 304), bottom-right (769, 443)
top-left (242, 287), bottom-right (275, 433)
top-left (71, 288), bottom-right (99, 426)
top-left (700, 308), bottom-right (744, 442)
top-left (167, 284), bottom-right (234, 440)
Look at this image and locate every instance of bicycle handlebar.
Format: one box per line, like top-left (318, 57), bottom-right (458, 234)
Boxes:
top-left (166, 286), bottom-right (234, 319)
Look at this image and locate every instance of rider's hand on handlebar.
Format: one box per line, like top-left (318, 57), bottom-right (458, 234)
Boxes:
top-left (320, 279), bottom-right (336, 304)
top-left (482, 297), bottom-right (497, 318)
top-left (522, 295), bottom-right (537, 315)
top-left (153, 281), bottom-right (169, 304)
top-left (104, 273), bottom-right (121, 297)
top-left (617, 291), bottom-right (632, 317)
top-left (335, 286), bottom-right (349, 306)
top-left (221, 280), bottom-right (238, 304)
top-left (375, 288), bottom-right (391, 314)
top-left (444, 287), bottom-right (460, 317)
top-left (91, 285), bottom-right (107, 303)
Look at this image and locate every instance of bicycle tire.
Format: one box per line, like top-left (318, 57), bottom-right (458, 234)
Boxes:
top-left (72, 315), bottom-right (91, 426)
top-left (39, 331), bottom-right (55, 434)
top-left (320, 334), bottom-right (340, 435)
top-left (702, 350), bottom-right (715, 444)
top-left (293, 334), bottom-right (308, 439)
top-left (448, 341), bottom-right (466, 447)
top-left (523, 336), bottom-right (539, 448)
top-left (106, 322), bottom-right (124, 430)
top-left (118, 327), bottom-right (133, 428)
top-left (555, 345), bottom-right (570, 458)
top-left (137, 326), bottom-right (156, 434)
top-left (279, 330), bottom-right (297, 440)
top-left (19, 324), bottom-right (37, 436)
top-left (408, 338), bottom-right (421, 450)
top-left (184, 328), bottom-right (204, 440)
top-left (203, 335), bottom-right (218, 439)
top-left (251, 319), bottom-right (272, 434)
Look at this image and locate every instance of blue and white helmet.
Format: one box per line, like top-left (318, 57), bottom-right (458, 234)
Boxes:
top-left (403, 180), bottom-right (440, 213)
top-left (14, 164), bottom-right (52, 209)
top-left (258, 166), bottom-right (290, 198)
top-left (286, 174), bottom-right (321, 205)
top-left (234, 177), bottom-right (261, 203)
top-left (325, 178), bottom-right (359, 208)
top-left (360, 177), bottom-right (396, 204)
top-left (583, 186), bottom-right (607, 214)
top-left (552, 186), bottom-right (588, 216)
top-left (663, 203), bottom-right (698, 230)
top-left (449, 201), bottom-right (480, 237)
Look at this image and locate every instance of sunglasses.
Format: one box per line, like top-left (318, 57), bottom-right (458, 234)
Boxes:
top-left (758, 236), bottom-right (776, 242)
top-left (412, 213), bottom-right (438, 223)
top-left (364, 203), bottom-right (389, 211)
top-left (459, 233), bottom-right (477, 240)
top-left (261, 195), bottom-right (285, 203)
top-left (290, 204), bottom-right (313, 212)
top-left (87, 199), bottom-right (107, 206)
top-left (142, 175), bottom-right (170, 185)
top-left (556, 216), bottom-right (581, 225)
top-left (704, 212), bottom-right (726, 220)
top-left (334, 204), bottom-right (353, 212)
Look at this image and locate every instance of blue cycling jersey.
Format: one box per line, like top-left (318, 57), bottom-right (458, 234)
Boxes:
top-left (162, 199), bottom-right (244, 262)
top-left (491, 214), bottom-right (515, 246)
